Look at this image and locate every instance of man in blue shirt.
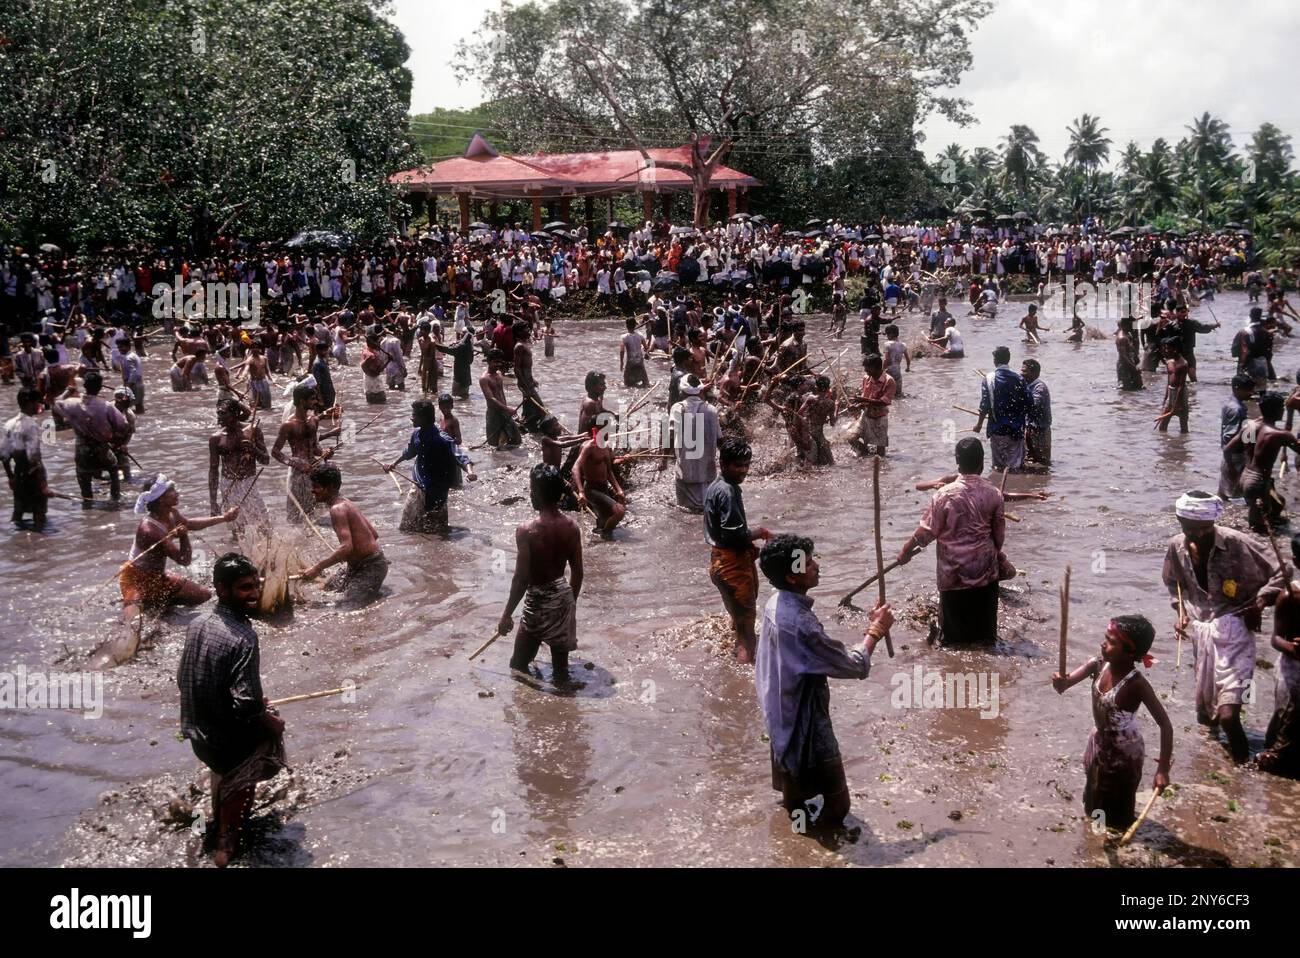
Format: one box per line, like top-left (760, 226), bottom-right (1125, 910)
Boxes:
top-left (1021, 358), bottom-right (1052, 469)
top-left (754, 533), bottom-right (893, 831)
top-left (385, 400), bottom-right (459, 532)
top-left (975, 345), bottom-right (1031, 472)
top-left (1218, 374), bottom-right (1256, 501)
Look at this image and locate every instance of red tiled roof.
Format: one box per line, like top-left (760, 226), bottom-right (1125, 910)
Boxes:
top-left (391, 134), bottom-right (759, 196)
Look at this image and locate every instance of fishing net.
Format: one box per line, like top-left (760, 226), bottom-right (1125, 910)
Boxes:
top-left (246, 533), bottom-right (306, 615)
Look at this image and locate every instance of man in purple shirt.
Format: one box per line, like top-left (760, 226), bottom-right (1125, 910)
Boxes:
top-left (754, 533), bottom-right (893, 832)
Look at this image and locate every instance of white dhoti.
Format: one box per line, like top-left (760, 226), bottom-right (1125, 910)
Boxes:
top-left (1189, 614), bottom-right (1256, 715)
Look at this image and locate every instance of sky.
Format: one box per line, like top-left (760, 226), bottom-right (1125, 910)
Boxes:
top-left (389, 0), bottom-right (1300, 167)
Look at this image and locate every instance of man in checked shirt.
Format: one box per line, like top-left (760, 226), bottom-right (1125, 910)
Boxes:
top-left (178, 553), bottom-right (286, 867)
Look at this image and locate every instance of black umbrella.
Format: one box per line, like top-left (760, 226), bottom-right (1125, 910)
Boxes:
top-left (804, 229), bottom-right (825, 238)
top-left (1111, 226), bottom-right (1136, 236)
top-left (542, 221), bottom-right (569, 232)
top-left (729, 212), bottom-right (751, 222)
top-left (607, 221), bottom-right (632, 237)
top-left (805, 218), bottom-right (824, 228)
top-left (468, 221), bottom-right (491, 230)
top-left (783, 230), bottom-right (804, 240)
top-left (1237, 228), bottom-right (1254, 237)
top-left (670, 225), bottom-right (698, 236)
top-left (994, 214), bottom-right (1015, 223)
top-left (1224, 221), bottom-right (1243, 230)
top-left (864, 233), bottom-right (883, 242)
top-left (531, 232), bottom-right (554, 243)
top-left (750, 214), bottom-right (768, 224)
top-left (1013, 211), bottom-right (1034, 221)
top-left (651, 271), bottom-right (681, 292)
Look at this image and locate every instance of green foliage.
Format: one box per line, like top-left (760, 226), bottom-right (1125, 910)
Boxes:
top-left (0, 0), bottom-right (421, 249)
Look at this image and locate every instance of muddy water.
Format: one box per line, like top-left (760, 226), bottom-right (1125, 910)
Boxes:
top-left (3, 290), bottom-right (1298, 867)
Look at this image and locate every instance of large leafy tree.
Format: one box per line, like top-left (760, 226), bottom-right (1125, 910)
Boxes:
top-left (454, 0), bottom-right (992, 225)
top-left (0, 0), bottom-right (420, 249)
top-left (999, 124), bottom-right (1044, 206)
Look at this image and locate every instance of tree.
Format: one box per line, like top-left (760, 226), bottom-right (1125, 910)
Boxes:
top-left (455, 0), bottom-right (993, 225)
top-left (0, 0), bottom-right (420, 248)
top-left (999, 124), bottom-right (1043, 205)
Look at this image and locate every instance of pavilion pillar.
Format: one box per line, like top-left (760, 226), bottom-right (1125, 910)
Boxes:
top-left (560, 197), bottom-right (572, 224)
top-left (584, 196), bottom-right (594, 235)
top-left (607, 197), bottom-right (615, 224)
top-left (739, 187), bottom-right (749, 213)
top-left (727, 187), bottom-right (737, 219)
top-left (531, 195), bottom-right (542, 232)
top-left (662, 193), bottom-right (674, 222)
top-left (457, 192), bottom-right (470, 231)
top-left (473, 199), bottom-right (484, 222)
top-left (642, 191), bottom-right (654, 224)
top-left (406, 191), bottom-right (426, 223)
top-left (489, 201), bottom-right (499, 225)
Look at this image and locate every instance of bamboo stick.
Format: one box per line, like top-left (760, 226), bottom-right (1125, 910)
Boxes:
top-left (468, 630), bottom-right (503, 661)
top-left (952, 404), bottom-right (981, 416)
top-left (268, 685), bottom-right (355, 707)
top-left (1176, 582), bottom-right (1185, 669)
top-left (1118, 789), bottom-right (1161, 846)
top-left (872, 456), bottom-right (894, 657)
top-left (1059, 564), bottom-right (1071, 679)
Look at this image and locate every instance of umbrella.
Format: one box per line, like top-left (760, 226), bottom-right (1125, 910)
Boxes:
top-left (864, 233), bottom-right (883, 242)
top-left (38, 242), bottom-right (62, 254)
top-left (899, 236), bottom-right (917, 244)
top-left (1111, 226), bottom-right (1136, 236)
top-left (803, 229), bottom-right (825, 238)
top-left (651, 271), bottom-right (681, 292)
top-left (835, 228), bottom-right (861, 240)
top-left (286, 229), bottom-right (351, 249)
top-left (1237, 228), bottom-right (1254, 237)
top-left (530, 231), bottom-right (554, 243)
top-left (670, 225), bottom-right (698, 236)
top-left (467, 221), bottom-right (491, 230)
top-left (994, 214), bottom-right (1015, 223)
top-left (783, 230), bottom-right (804, 240)
top-left (1013, 211), bottom-right (1034, 221)
top-left (805, 218), bottom-right (824, 228)
top-left (607, 221), bottom-right (632, 237)
top-left (542, 221), bottom-right (569, 232)
top-left (729, 212), bottom-right (751, 222)
top-left (750, 214), bottom-right (768, 224)
top-left (1224, 221), bottom-right (1243, 230)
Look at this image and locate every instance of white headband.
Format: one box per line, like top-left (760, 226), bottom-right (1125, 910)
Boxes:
top-left (135, 476), bottom-right (174, 515)
top-left (285, 374), bottom-right (316, 398)
top-left (1175, 492), bottom-right (1222, 522)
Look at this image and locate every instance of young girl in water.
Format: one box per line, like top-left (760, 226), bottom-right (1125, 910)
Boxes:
top-left (1051, 615), bottom-right (1174, 831)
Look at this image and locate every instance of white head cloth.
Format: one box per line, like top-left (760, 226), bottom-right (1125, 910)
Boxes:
top-left (134, 475), bottom-right (174, 515)
top-left (1175, 491), bottom-right (1222, 522)
top-left (285, 374), bottom-right (316, 398)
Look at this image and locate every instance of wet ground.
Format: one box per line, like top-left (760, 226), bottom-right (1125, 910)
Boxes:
top-left (2, 289), bottom-right (1297, 867)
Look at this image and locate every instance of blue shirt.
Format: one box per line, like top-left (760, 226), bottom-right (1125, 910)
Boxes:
top-left (1026, 379), bottom-right (1051, 430)
top-left (755, 590), bottom-right (871, 770)
top-left (398, 426), bottom-right (458, 507)
top-left (1220, 397), bottom-right (1247, 449)
top-left (979, 365), bottom-right (1031, 436)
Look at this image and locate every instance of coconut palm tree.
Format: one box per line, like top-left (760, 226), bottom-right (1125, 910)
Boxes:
top-left (1065, 114), bottom-right (1111, 218)
top-left (1183, 112), bottom-right (1233, 225)
top-left (999, 124), bottom-right (1043, 206)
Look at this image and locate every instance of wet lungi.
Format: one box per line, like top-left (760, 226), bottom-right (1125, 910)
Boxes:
top-left (325, 550), bottom-right (389, 606)
top-left (989, 433), bottom-right (1025, 472)
top-left (119, 563), bottom-right (186, 607)
top-left (399, 485), bottom-right (448, 533)
top-left (709, 545), bottom-right (759, 638)
top-left (771, 676), bottom-right (848, 810)
top-left (250, 379), bottom-right (272, 410)
top-left (509, 576), bottom-right (578, 672)
top-left (486, 404), bottom-right (521, 447)
top-left (937, 581), bottom-right (999, 645)
top-left (856, 412), bottom-right (888, 450)
top-left (1189, 614), bottom-right (1255, 718)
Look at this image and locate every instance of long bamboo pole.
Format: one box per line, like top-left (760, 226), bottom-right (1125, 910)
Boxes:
top-left (872, 456), bottom-right (895, 657)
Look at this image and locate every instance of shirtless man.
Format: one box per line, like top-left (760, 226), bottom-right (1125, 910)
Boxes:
top-left (171, 348), bottom-right (206, 392)
top-left (1156, 338), bottom-right (1190, 434)
top-left (687, 328), bottom-right (710, 378)
top-left (499, 463), bottom-right (584, 681)
top-left (797, 375), bottom-right (837, 466)
top-left (209, 399), bottom-right (271, 542)
top-left (417, 320), bottom-right (439, 394)
top-left (573, 427), bottom-right (626, 538)
top-left (245, 344), bottom-right (273, 410)
top-left (620, 318), bottom-right (650, 388)
top-left (480, 349), bottom-right (522, 448)
top-left (120, 475), bottom-right (239, 617)
top-left (1018, 304), bottom-right (1050, 344)
top-left (272, 383), bottom-right (335, 523)
top-left (1115, 316), bottom-right (1143, 390)
top-left (1241, 392), bottom-right (1299, 534)
top-left (513, 320), bottom-right (547, 431)
top-left (830, 288), bottom-right (847, 338)
top-left (299, 463), bottom-right (388, 607)
top-left (55, 370), bottom-right (128, 505)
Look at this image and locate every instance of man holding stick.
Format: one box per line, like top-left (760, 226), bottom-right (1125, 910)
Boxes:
top-left (755, 532), bottom-right (894, 832)
top-left (1162, 490), bottom-right (1284, 763)
top-left (177, 552), bottom-right (286, 867)
top-left (705, 437), bottom-right (772, 664)
top-left (298, 463), bottom-right (388, 608)
top-left (896, 437), bottom-right (1010, 645)
top-left (499, 464), bottom-right (584, 682)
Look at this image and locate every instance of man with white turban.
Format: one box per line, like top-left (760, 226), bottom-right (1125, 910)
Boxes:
top-left (1161, 490), bottom-right (1285, 762)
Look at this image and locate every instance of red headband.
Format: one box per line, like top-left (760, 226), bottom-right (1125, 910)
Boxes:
top-left (1108, 620), bottom-right (1153, 668)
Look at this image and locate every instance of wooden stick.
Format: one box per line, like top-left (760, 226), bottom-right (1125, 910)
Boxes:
top-left (951, 404), bottom-right (981, 416)
top-left (625, 380), bottom-right (662, 417)
top-left (468, 630), bottom-right (503, 661)
top-left (286, 470), bottom-right (333, 552)
top-left (1118, 789), bottom-right (1161, 846)
top-left (839, 557), bottom-right (906, 607)
top-left (268, 686), bottom-right (354, 707)
top-left (370, 455), bottom-right (416, 489)
top-left (871, 456), bottom-right (894, 657)
top-left (1176, 582), bottom-right (1185, 669)
top-left (1059, 564), bottom-right (1071, 678)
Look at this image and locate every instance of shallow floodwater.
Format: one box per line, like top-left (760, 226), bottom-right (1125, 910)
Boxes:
top-left (2, 289), bottom-right (1298, 867)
